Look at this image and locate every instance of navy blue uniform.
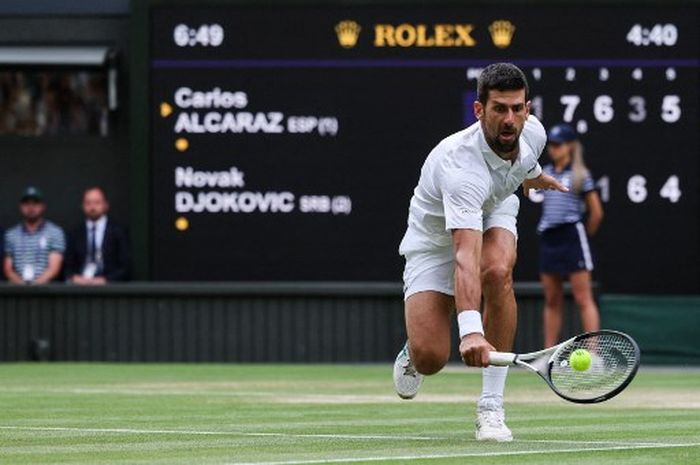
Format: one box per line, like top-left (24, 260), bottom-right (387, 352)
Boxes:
top-left (537, 164), bottom-right (595, 274)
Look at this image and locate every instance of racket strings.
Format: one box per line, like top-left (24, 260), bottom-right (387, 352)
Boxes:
top-left (549, 333), bottom-right (638, 401)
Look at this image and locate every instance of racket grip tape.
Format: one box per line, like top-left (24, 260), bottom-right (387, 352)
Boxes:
top-left (488, 351), bottom-right (517, 366)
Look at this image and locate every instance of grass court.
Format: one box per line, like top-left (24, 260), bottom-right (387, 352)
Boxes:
top-left (0, 363), bottom-right (698, 464)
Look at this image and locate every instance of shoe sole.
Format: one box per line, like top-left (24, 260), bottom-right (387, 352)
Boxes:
top-left (393, 349), bottom-right (421, 400)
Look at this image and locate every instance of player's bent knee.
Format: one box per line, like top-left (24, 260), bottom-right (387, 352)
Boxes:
top-left (410, 345), bottom-right (449, 375)
top-left (481, 264), bottom-right (513, 291)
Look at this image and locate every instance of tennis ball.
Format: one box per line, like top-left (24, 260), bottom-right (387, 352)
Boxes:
top-left (569, 349), bottom-right (592, 372)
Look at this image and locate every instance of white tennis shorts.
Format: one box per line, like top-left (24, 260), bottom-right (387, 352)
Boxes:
top-left (402, 194), bottom-right (519, 300)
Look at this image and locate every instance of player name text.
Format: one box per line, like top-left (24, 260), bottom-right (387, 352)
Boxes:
top-left (175, 166), bottom-right (245, 188)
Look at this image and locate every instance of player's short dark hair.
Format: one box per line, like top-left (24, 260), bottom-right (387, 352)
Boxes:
top-left (477, 63), bottom-right (529, 104)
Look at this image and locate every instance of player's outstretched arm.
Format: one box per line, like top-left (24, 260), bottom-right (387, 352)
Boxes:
top-left (522, 172), bottom-right (569, 196)
top-left (452, 228), bottom-right (495, 367)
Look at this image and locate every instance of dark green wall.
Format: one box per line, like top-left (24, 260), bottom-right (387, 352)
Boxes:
top-left (0, 282), bottom-right (584, 362)
top-left (601, 295), bottom-right (700, 365)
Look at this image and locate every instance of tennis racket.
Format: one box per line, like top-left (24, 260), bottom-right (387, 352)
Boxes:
top-left (489, 329), bottom-right (640, 404)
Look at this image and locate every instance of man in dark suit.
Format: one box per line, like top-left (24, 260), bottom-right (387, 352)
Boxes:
top-left (65, 186), bottom-right (130, 284)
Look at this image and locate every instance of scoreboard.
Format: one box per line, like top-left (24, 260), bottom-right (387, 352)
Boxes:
top-left (148, 3), bottom-right (699, 293)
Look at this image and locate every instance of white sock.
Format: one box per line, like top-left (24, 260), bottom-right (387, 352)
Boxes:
top-left (478, 366), bottom-right (509, 408)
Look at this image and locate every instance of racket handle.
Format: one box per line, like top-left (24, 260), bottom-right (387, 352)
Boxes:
top-left (489, 351), bottom-right (517, 366)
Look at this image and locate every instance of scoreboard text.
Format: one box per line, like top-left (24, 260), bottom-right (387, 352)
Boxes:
top-left (149, 4), bottom-right (699, 293)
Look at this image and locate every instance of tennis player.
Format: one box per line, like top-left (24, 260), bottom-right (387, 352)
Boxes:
top-left (538, 124), bottom-right (604, 347)
top-left (393, 63), bottom-right (567, 441)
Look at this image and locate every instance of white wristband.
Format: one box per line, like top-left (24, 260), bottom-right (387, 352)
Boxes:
top-left (458, 310), bottom-right (484, 338)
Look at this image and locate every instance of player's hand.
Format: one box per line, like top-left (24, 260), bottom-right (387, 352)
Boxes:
top-left (522, 173), bottom-right (569, 197)
top-left (459, 333), bottom-right (495, 367)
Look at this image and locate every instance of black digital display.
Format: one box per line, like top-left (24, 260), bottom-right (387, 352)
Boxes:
top-left (149, 4), bottom-right (699, 293)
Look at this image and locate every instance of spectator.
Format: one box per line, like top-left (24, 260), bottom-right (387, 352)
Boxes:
top-left (3, 187), bottom-right (65, 284)
top-left (64, 186), bottom-right (130, 284)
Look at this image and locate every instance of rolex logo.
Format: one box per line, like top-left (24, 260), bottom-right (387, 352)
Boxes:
top-left (335, 20), bottom-right (361, 48)
top-left (489, 20), bottom-right (515, 48)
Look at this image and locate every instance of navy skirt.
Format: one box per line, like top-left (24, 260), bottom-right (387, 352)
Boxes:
top-left (539, 222), bottom-right (594, 274)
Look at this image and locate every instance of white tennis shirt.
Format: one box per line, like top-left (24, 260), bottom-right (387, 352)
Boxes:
top-left (399, 115), bottom-right (546, 254)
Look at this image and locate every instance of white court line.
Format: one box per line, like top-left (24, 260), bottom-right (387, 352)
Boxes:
top-left (0, 426), bottom-right (439, 442)
top-left (0, 426), bottom-right (685, 448)
top-left (2, 426), bottom-right (699, 465)
top-left (0, 426), bottom-right (692, 450)
top-left (517, 438), bottom-right (667, 447)
top-left (230, 442), bottom-right (700, 465)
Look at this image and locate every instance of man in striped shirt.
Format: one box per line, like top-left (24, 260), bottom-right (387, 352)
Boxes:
top-left (4, 187), bottom-right (65, 284)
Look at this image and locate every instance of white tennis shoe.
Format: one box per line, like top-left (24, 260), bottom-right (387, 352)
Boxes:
top-left (475, 399), bottom-right (513, 442)
top-left (393, 342), bottom-right (423, 400)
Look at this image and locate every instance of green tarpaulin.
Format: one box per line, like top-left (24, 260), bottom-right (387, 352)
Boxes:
top-left (601, 295), bottom-right (700, 365)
